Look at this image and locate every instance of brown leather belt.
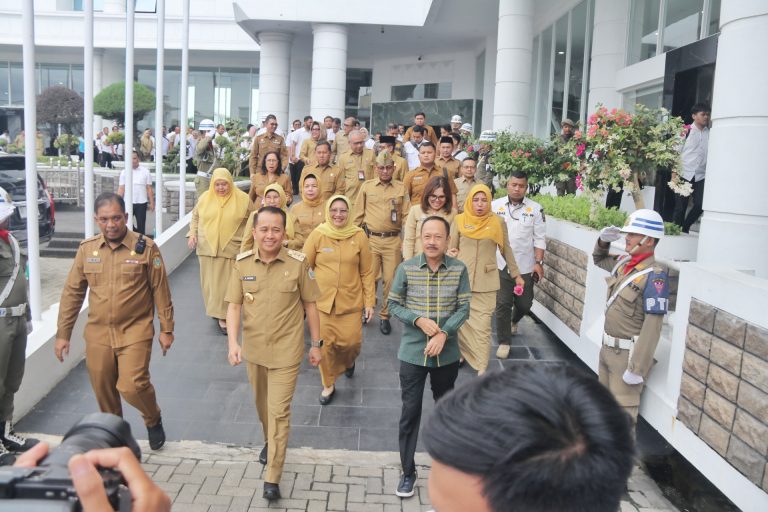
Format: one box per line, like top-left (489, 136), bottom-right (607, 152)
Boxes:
top-left (365, 228), bottom-right (400, 238)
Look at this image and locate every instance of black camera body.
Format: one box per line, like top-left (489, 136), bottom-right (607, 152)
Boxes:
top-left (0, 413), bottom-right (141, 511)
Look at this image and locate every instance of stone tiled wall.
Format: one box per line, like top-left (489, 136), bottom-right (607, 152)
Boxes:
top-left (535, 239), bottom-right (587, 334)
top-left (677, 298), bottom-right (768, 492)
top-left (163, 189), bottom-right (196, 217)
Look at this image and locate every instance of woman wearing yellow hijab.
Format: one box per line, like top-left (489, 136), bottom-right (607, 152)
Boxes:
top-left (447, 184), bottom-right (524, 374)
top-left (303, 195), bottom-right (375, 405)
top-left (289, 173), bottom-right (325, 241)
top-left (188, 168), bottom-right (251, 334)
top-left (240, 183), bottom-right (303, 252)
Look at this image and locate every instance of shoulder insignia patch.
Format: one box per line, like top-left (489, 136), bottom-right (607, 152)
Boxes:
top-left (152, 256), bottom-right (162, 269)
top-left (643, 269), bottom-right (669, 315)
top-left (236, 250), bottom-right (253, 261)
top-left (287, 249), bottom-right (306, 262)
top-left (80, 234), bottom-right (101, 245)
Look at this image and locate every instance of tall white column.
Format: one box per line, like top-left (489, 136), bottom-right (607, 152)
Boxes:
top-left (84, 0), bottom-right (95, 237)
top-left (289, 36), bottom-right (312, 125)
top-left (93, 49), bottom-right (104, 131)
top-left (256, 31), bottom-right (293, 128)
top-left (310, 23), bottom-right (347, 121)
top-left (492, 0), bottom-right (533, 132)
top-left (697, 1), bottom-right (768, 277)
top-left (587, 0), bottom-right (630, 111)
top-left (482, 33), bottom-right (497, 132)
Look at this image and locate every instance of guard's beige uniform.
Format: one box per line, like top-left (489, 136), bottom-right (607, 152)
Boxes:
top-left (225, 247), bottom-right (319, 483)
top-left (57, 232), bottom-right (174, 426)
top-left (194, 135), bottom-right (217, 197)
top-left (352, 178), bottom-right (408, 320)
top-left (593, 241), bottom-right (667, 421)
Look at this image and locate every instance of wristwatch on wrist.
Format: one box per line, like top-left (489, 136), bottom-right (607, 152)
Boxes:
top-left (311, 339), bottom-right (324, 348)
top-left (536, 260), bottom-right (544, 266)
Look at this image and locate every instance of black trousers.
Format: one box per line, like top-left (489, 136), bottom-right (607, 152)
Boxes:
top-left (495, 271), bottom-right (535, 343)
top-left (133, 202), bottom-right (148, 235)
top-left (673, 178), bottom-right (705, 233)
top-left (290, 160), bottom-right (305, 195)
top-left (398, 360), bottom-right (459, 476)
top-left (653, 169), bottom-right (676, 222)
top-left (605, 185), bottom-right (623, 209)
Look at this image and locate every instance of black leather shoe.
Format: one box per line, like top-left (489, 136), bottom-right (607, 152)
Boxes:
top-left (345, 362), bottom-right (355, 378)
top-left (218, 322), bottom-right (228, 336)
top-left (147, 418), bottom-right (165, 451)
top-left (319, 387), bottom-right (335, 406)
top-left (263, 482), bottom-right (281, 501)
top-left (258, 443), bottom-right (268, 465)
top-left (380, 319), bottom-right (392, 335)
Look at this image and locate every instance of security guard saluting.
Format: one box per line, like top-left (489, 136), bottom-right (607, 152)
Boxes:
top-left (352, 151), bottom-right (408, 335)
top-left (195, 119), bottom-right (218, 198)
top-left (0, 189), bottom-right (39, 465)
top-left (225, 206), bottom-right (322, 501)
top-left (56, 192), bottom-right (175, 450)
top-left (594, 209), bottom-right (669, 423)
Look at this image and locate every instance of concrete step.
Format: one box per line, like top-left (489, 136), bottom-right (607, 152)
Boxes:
top-left (53, 231), bottom-right (85, 239)
top-left (47, 238), bottom-right (81, 250)
top-left (40, 246), bottom-right (77, 259)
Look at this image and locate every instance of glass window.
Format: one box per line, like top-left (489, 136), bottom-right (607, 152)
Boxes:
top-left (568, 1), bottom-right (588, 125)
top-left (627, 0), bottom-right (661, 65)
top-left (135, 0), bottom-right (157, 13)
top-left (551, 14), bottom-right (569, 132)
top-left (708, 0), bottom-right (721, 35)
top-left (73, 0), bottom-right (104, 11)
top-left (390, 83), bottom-right (451, 102)
top-left (0, 63), bottom-right (8, 106)
top-left (623, 83), bottom-right (662, 111)
top-left (216, 68), bottom-right (251, 125)
top-left (534, 26), bottom-right (553, 137)
top-left (10, 63), bottom-right (24, 105)
top-left (71, 65), bottom-right (84, 97)
top-left (189, 68), bottom-right (215, 128)
top-left (662, 0), bottom-right (704, 52)
top-left (40, 65), bottom-right (70, 91)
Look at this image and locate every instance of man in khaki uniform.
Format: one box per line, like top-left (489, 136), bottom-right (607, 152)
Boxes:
top-left (403, 112), bottom-right (438, 145)
top-left (379, 135), bottom-right (408, 181)
top-left (332, 116), bottom-right (356, 160)
top-left (594, 209), bottom-right (669, 423)
top-left (454, 157), bottom-right (478, 212)
top-left (403, 142), bottom-right (458, 206)
top-left (194, 119), bottom-right (217, 197)
top-left (436, 136), bottom-right (461, 180)
top-left (300, 141), bottom-right (346, 202)
top-left (337, 130), bottom-right (375, 207)
top-left (353, 151), bottom-right (408, 335)
top-left (226, 206), bottom-right (322, 501)
top-left (249, 114), bottom-right (288, 176)
top-left (56, 192), bottom-right (174, 450)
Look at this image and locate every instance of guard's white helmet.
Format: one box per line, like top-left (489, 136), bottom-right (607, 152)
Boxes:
top-left (620, 209), bottom-right (664, 239)
top-left (198, 119), bottom-right (215, 131)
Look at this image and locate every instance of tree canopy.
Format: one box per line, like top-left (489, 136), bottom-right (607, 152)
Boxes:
top-left (36, 86), bottom-right (84, 134)
top-left (94, 81), bottom-right (156, 125)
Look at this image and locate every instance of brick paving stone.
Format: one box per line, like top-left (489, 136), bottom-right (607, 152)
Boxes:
top-left (194, 493), bottom-right (232, 506)
top-left (200, 476), bottom-right (223, 495)
top-left (328, 491), bottom-right (347, 510)
top-left (153, 464), bottom-right (176, 482)
top-left (314, 465), bottom-right (332, 482)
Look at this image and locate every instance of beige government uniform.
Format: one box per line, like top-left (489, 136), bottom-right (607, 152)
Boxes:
top-left (332, 132), bottom-right (350, 161)
top-left (290, 200), bottom-right (324, 243)
top-left (57, 231), bottom-right (174, 426)
top-left (336, 149), bottom-right (375, 207)
top-left (403, 125), bottom-right (438, 145)
top-left (188, 203), bottom-right (250, 319)
top-left (593, 242), bottom-right (667, 421)
top-left (449, 219), bottom-right (520, 372)
top-left (403, 166), bottom-right (459, 206)
top-left (352, 178), bottom-right (408, 320)
top-left (402, 205), bottom-right (456, 259)
top-left (300, 163), bottom-right (346, 202)
top-left (391, 154), bottom-right (409, 182)
top-left (248, 132), bottom-right (288, 176)
top-left (454, 176), bottom-right (477, 213)
top-left (436, 156), bottom-right (460, 181)
top-left (303, 230), bottom-right (374, 388)
top-left (249, 173), bottom-right (293, 205)
top-left (225, 247), bottom-right (319, 484)
top-left (299, 138), bottom-right (321, 166)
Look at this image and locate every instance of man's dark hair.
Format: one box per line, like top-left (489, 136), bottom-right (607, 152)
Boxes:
top-left (315, 140), bottom-right (332, 152)
top-left (94, 192), bottom-right (125, 213)
top-left (461, 155), bottom-right (477, 164)
top-left (333, 117), bottom-right (342, 125)
top-left (415, 112), bottom-right (426, 118)
top-left (253, 206), bottom-right (286, 228)
top-left (216, 124), bottom-right (225, 130)
top-left (691, 103), bottom-right (710, 115)
top-left (260, 151), bottom-right (284, 176)
top-left (509, 170), bottom-right (528, 181)
top-left (412, 125), bottom-right (426, 135)
top-left (450, 132), bottom-right (462, 145)
top-left (420, 215), bottom-right (450, 236)
top-left (423, 364), bottom-right (634, 512)
top-left (421, 176), bottom-right (453, 213)
top-left (419, 141), bottom-right (435, 151)
top-left (303, 115), bottom-right (313, 122)
top-left (246, 123), bottom-right (253, 130)
top-left (324, 115), bottom-right (333, 122)
top-left (265, 114), bottom-right (277, 122)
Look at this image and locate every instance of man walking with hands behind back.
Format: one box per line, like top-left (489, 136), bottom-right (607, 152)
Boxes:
top-left (56, 192), bottom-right (174, 450)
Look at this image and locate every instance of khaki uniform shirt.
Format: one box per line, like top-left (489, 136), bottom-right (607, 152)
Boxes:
top-left (593, 242), bottom-right (667, 378)
top-left (337, 149), bottom-right (375, 206)
top-left (454, 176), bottom-right (477, 212)
top-left (290, 201), bottom-right (325, 242)
top-left (332, 132), bottom-right (350, 159)
top-left (300, 163), bottom-right (346, 202)
top-left (249, 173), bottom-right (293, 205)
top-left (352, 178), bottom-right (407, 233)
top-left (248, 132), bottom-right (288, 175)
top-left (195, 136), bottom-right (216, 174)
top-left (299, 138), bottom-right (321, 166)
top-left (302, 230), bottom-right (375, 315)
top-left (403, 125), bottom-right (438, 145)
top-left (57, 231), bottom-right (174, 347)
top-left (0, 236), bottom-right (28, 312)
top-left (403, 166), bottom-right (459, 206)
top-left (449, 218), bottom-right (521, 292)
top-left (436, 156), bottom-right (460, 181)
top-left (225, 247), bottom-right (319, 368)
top-left (392, 154), bottom-right (409, 182)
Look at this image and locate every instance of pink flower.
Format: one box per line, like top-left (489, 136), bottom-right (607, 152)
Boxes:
top-left (575, 174), bottom-right (583, 190)
top-left (513, 285), bottom-right (524, 296)
top-left (575, 143), bottom-right (586, 157)
top-left (587, 114), bottom-right (597, 125)
top-left (587, 125), bottom-right (598, 138)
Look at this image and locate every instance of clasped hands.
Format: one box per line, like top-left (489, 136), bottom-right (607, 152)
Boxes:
top-left (415, 317), bottom-right (447, 357)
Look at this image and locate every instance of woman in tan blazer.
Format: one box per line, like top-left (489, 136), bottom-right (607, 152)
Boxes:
top-left (402, 176), bottom-right (456, 259)
top-left (289, 173), bottom-right (325, 243)
top-left (249, 150), bottom-right (293, 205)
top-left (448, 184), bottom-right (524, 374)
top-left (299, 121), bottom-right (324, 166)
top-left (303, 195), bottom-right (375, 405)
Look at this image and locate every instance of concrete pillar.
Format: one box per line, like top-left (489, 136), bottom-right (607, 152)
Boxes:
top-left (93, 49), bottom-right (105, 131)
top-left (310, 23), bottom-right (347, 121)
top-left (587, 0), bottom-right (630, 111)
top-left (289, 36), bottom-right (312, 126)
top-left (492, 0), bottom-right (533, 132)
top-left (255, 31), bottom-right (293, 128)
top-left (697, 1), bottom-right (768, 277)
top-left (481, 33), bottom-right (497, 132)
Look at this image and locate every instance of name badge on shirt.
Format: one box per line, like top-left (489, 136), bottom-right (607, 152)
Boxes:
top-left (86, 257), bottom-right (101, 263)
top-left (321, 247), bottom-right (333, 253)
top-left (242, 276), bottom-right (256, 281)
top-left (358, 170), bottom-right (366, 181)
top-left (124, 259), bottom-right (140, 264)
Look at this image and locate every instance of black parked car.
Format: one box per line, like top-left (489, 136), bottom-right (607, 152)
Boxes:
top-left (0, 153), bottom-right (55, 245)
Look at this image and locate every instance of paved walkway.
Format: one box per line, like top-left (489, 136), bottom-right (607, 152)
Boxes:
top-left (20, 254), bottom-right (679, 511)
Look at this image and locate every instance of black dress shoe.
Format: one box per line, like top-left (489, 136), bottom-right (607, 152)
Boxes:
top-left (345, 362), bottom-right (355, 378)
top-left (263, 482), bottom-right (281, 501)
top-left (258, 443), bottom-right (268, 465)
top-left (380, 319), bottom-right (392, 335)
top-left (147, 418), bottom-right (165, 451)
top-left (218, 323), bottom-right (228, 336)
top-left (319, 387), bottom-right (335, 406)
